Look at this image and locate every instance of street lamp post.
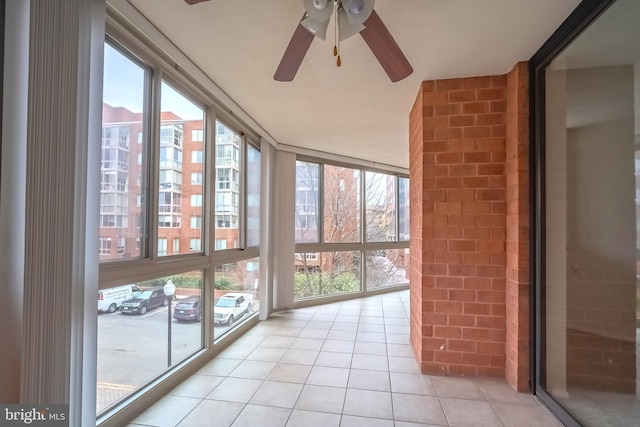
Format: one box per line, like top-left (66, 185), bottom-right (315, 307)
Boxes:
top-left (164, 280), bottom-right (176, 367)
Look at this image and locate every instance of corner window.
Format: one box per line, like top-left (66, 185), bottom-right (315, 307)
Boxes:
top-left (294, 159), bottom-right (408, 301)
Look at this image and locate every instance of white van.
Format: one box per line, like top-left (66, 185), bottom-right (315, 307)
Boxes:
top-left (98, 284), bottom-right (140, 313)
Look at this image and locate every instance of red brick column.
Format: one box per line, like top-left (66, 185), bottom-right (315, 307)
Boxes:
top-left (409, 85), bottom-right (426, 362)
top-left (409, 66), bottom-right (531, 386)
top-left (409, 75), bottom-right (508, 377)
top-left (505, 62), bottom-right (530, 392)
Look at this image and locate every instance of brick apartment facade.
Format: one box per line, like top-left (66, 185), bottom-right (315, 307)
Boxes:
top-left (100, 105), bottom-right (239, 261)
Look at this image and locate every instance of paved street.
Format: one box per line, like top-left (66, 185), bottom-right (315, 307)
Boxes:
top-left (96, 302), bottom-right (253, 413)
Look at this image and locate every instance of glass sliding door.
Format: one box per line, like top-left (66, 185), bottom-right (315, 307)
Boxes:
top-left (536, 0), bottom-right (640, 424)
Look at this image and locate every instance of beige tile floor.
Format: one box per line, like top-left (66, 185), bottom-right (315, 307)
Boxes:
top-left (129, 290), bottom-right (563, 427)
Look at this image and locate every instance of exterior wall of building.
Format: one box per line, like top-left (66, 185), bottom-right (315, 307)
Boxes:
top-left (409, 62), bottom-right (530, 391)
top-left (100, 106), bottom-right (241, 259)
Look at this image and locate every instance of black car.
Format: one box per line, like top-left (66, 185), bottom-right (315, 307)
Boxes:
top-left (173, 296), bottom-right (201, 322)
top-left (120, 287), bottom-right (167, 315)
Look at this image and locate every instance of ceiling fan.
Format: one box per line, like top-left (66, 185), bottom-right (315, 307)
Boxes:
top-left (184, 0), bottom-right (413, 83)
top-left (275, 0), bottom-right (413, 82)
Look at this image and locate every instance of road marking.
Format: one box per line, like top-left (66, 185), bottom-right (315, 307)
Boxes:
top-left (140, 307), bottom-right (168, 319)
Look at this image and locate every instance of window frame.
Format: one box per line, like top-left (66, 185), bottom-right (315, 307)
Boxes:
top-left (98, 37), bottom-right (261, 286)
top-left (97, 15), bottom-right (264, 425)
top-left (294, 156), bottom-right (409, 302)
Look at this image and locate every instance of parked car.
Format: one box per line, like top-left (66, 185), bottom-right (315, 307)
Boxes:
top-left (214, 293), bottom-right (254, 325)
top-left (174, 296), bottom-right (201, 322)
top-left (98, 284), bottom-right (140, 313)
top-left (120, 287), bottom-right (167, 315)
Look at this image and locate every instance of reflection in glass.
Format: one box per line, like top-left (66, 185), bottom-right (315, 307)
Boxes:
top-left (294, 251), bottom-right (361, 300)
top-left (96, 271), bottom-right (202, 415)
top-left (213, 257), bottom-right (260, 339)
top-left (158, 82), bottom-right (205, 256)
top-left (542, 1), bottom-right (639, 425)
top-left (100, 43), bottom-right (147, 262)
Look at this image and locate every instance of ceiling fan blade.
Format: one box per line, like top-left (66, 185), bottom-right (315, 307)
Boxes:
top-left (184, 0), bottom-right (211, 4)
top-left (274, 17), bottom-right (315, 82)
top-left (360, 10), bottom-right (413, 82)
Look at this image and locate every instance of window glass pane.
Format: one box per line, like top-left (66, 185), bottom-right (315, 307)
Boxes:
top-left (365, 249), bottom-right (409, 290)
top-left (159, 81), bottom-right (205, 256)
top-left (96, 271), bottom-right (203, 414)
top-left (215, 121), bottom-right (241, 249)
top-left (295, 161), bottom-right (320, 243)
top-left (191, 129), bottom-right (203, 142)
top-left (100, 43), bottom-right (147, 262)
top-left (247, 144), bottom-right (261, 247)
top-left (294, 251), bottom-right (361, 300)
top-left (191, 172), bottom-right (202, 185)
top-left (158, 238), bottom-right (167, 256)
top-left (365, 172), bottom-right (396, 242)
top-left (213, 258), bottom-right (259, 339)
top-left (324, 165), bottom-right (361, 243)
top-left (189, 238), bottom-right (201, 251)
top-left (542, 2), bottom-right (640, 424)
top-left (398, 177), bottom-right (409, 241)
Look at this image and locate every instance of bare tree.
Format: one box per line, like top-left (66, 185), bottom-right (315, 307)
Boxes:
top-left (294, 163), bottom-right (406, 296)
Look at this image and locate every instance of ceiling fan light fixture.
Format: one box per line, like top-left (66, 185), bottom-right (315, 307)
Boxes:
top-left (338, 8), bottom-right (365, 41)
top-left (303, 0), bottom-right (333, 22)
top-left (301, 16), bottom-right (330, 40)
top-left (342, 0), bottom-right (374, 25)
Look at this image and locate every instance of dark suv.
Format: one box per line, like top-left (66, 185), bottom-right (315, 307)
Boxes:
top-left (173, 296), bottom-right (201, 322)
top-left (120, 287), bottom-right (167, 315)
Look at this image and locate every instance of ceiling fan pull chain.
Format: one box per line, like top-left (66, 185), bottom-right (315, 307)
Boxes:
top-left (335, 1), bottom-right (341, 67)
top-left (333, 3), bottom-right (338, 56)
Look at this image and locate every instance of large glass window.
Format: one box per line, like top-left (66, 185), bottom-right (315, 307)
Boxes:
top-left (246, 144), bottom-right (261, 247)
top-left (213, 257), bottom-right (260, 339)
top-left (324, 165), bottom-right (361, 243)
top-left (214, 121), bottom-right (241, 250)
top-left (158, 82), bottom-right (205, 257)
top-left (294, 251), bottom-right (361, 299)
top-left (97, 271), bottom-right (202, 414)
top-left (398, 177), bottom-right (409, 241)
top-left (540, 1), bottom-right (640, 425)
top-left (98, 39), bottom-right (260, 419)
top-left (365, 171), bottom-right (396, 242)
top-left (365, 249), bottom-right (409, 290)
top-left (295, 161), bottom-right (320, 243)
top-left (294, 160), bottom-right (408, 301)
top-left (100, 43), bottom-right (147, 262)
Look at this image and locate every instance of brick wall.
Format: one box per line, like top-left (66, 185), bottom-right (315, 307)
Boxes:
top-left (409, 85), bottom-right (425, 362)
top-left (505, 62), bottom-right (530, 391)
top-left (409, 63), bottom-right (530, 387)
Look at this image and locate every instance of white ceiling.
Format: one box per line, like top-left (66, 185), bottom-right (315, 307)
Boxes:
top-left (118, 0), bottom-right (580, 169)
